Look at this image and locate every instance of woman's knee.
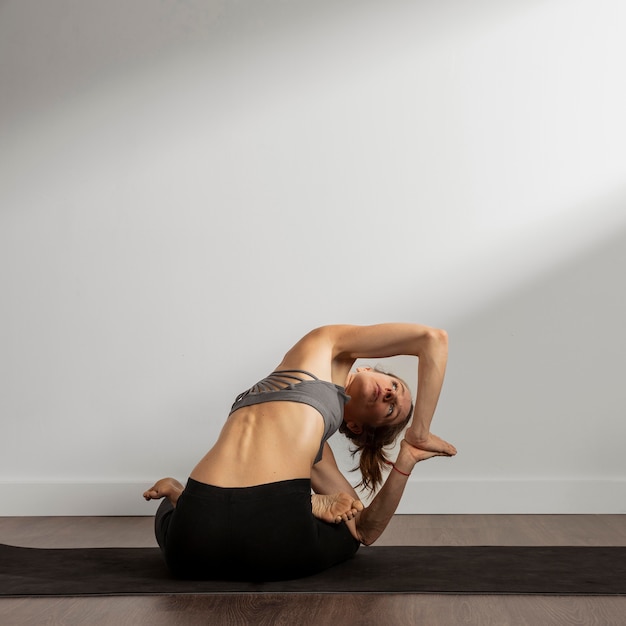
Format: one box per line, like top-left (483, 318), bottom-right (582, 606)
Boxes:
top-left (154, 499), bottom-right (175, 550)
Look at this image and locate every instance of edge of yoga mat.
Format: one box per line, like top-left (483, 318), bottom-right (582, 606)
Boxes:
top-left (1, 544), bottom-right (625, 597)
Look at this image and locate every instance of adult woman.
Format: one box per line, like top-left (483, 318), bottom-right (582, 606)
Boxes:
top-left (144, 323), bottom-right (456, 581)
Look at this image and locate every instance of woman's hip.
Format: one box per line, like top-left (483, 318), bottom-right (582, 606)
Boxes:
top-left (161, 477), bottom-right (358, 580)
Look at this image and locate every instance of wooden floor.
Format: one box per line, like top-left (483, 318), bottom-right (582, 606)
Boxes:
top-left (1, 515), bottom-right (625, 625)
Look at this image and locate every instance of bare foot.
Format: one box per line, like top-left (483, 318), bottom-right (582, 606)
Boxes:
top-left (143, 477), bottom-right (184, 507)
top-left (311, 492), bottom-right (364, 524)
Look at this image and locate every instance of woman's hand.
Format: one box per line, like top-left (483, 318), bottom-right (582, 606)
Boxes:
top-left (389, 439), bottom-right (451, 475)
top-left (403, 431), bottom-right (457, 457)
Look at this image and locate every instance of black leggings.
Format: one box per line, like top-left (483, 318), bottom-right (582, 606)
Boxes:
top-left (155, 477), bottom-right (360, 581)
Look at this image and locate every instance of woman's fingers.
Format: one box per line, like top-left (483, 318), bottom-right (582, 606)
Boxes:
top-left (405, 431), bottom-right (457, 456)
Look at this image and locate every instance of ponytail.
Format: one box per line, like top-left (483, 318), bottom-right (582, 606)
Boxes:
top-left (339, 406), bottom-right (413, 492)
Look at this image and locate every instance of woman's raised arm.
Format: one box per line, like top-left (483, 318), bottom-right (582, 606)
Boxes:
top-left (326, 324), bottom-right (455, 455)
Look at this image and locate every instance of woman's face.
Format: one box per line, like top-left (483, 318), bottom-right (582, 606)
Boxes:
top-left (343, 367), bottom-right (412, 430)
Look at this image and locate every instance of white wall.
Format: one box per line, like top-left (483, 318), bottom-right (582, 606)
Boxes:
top-left (1, 0), bottom-right (625, 515)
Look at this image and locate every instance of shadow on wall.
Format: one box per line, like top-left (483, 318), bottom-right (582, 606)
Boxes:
top-left (0, 0), bottom-right (543, 127)
top-left (329, 186), bottom-right (626, 488)
top-left (437, 216), bottom-right (626, 480)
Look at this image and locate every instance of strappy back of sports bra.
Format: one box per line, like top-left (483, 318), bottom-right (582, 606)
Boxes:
top-left (229, 369), bottom-right (350, 463)
top-left (233, 369), bottom-right (320, 404)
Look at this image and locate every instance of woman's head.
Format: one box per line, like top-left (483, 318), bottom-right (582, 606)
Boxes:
top-left (340, 367), bottom-right (414, 491)
top-left (343, 367), bottom-right (412, 429)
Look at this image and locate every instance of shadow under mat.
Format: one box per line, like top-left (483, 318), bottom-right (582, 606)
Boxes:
top-left (2, 544), bottom-right (625, 596)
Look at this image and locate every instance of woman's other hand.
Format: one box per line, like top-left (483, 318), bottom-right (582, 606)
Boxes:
top-left (402, 431), bottom-right (457, 457)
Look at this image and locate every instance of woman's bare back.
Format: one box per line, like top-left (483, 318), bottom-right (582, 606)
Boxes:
top-left (189, 401), bottom-right (326, 487)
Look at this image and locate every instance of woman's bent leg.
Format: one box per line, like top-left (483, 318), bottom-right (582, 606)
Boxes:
top-left (162, 478), bottom-right (359, 581)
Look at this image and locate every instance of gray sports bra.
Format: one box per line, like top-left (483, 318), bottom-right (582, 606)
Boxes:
top-left (229, 369), bottom-right (351, 463)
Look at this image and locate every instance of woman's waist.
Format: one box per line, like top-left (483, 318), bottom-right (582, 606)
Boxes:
top-left (190, 444), bottom-right (315, 488)
top-left (183, 476), bottom-right (313, 501)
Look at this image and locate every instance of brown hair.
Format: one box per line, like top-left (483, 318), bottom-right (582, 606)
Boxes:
top-left (339, 371), bottom-right (414, 492)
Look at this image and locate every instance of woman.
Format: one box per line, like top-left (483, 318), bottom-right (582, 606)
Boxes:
top-left (144, 323), bottom-right (456, 581)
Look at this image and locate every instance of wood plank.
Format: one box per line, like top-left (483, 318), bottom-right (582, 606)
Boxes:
top-left (2, 515), bottom-right (625, 548)
top-left (2, 595), bottom-right (626, 625)
top-left (374, 514), bottom-right (626, 546)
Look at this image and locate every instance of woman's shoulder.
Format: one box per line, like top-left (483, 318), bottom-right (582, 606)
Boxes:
top-left (278, 326), bottom-right (354, 385)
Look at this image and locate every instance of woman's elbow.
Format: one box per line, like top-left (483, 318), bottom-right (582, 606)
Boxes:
top-left (359, 534), bottom-right (378, 547)
top-left (430, 327), bottom-right (448, 344)
top-left (355, 523), bottom-right (382, 546)
top-left (422, 327), bottom-right (448, 355)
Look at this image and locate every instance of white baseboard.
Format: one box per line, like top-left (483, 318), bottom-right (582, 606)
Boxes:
top-left (0, 482), bottom-right (160, 516)
top-left (1, 479), bottom-right (625, 516)
top-left (395, 478), bottom-right (626, 514)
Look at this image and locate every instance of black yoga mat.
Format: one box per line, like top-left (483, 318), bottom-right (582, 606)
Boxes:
top-left (1, 543), bottom-right (625, 597)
